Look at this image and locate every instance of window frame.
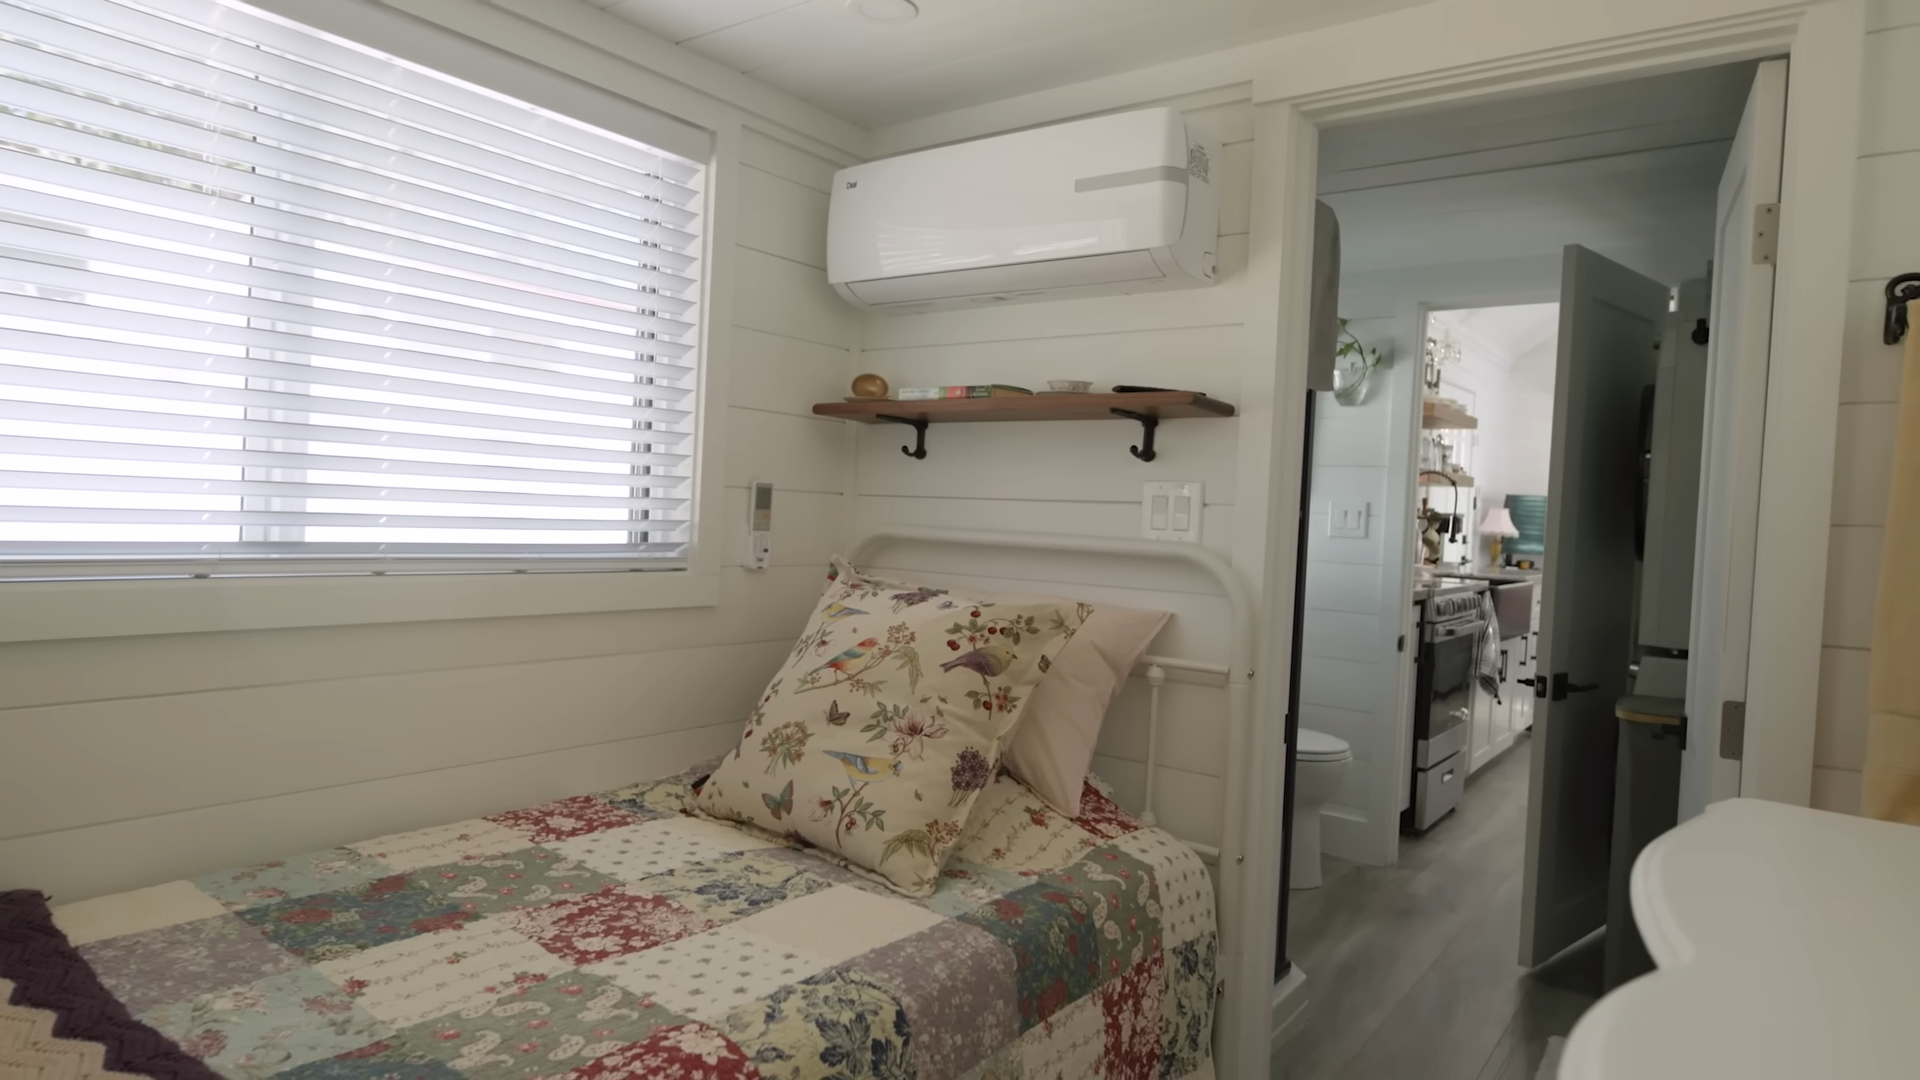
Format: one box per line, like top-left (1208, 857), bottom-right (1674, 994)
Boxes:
top-left (0, 0), bottom-right (734, 636)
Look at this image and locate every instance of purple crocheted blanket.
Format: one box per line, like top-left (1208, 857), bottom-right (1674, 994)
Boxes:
top-left (0, 889), bottom-right (221, 1080)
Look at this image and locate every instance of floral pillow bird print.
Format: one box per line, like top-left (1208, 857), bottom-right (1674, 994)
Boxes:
top-left (692, 557), bottom-right (1091, 895)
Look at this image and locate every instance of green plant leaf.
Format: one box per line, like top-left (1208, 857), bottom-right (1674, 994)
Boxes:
top-left (896, 644), bottom-right (924, 692)
top-left (879, 829), bottom-right (933, 866)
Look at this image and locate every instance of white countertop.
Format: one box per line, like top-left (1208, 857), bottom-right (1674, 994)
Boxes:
top-left (1562, 799), bottom-right (1920, 1079)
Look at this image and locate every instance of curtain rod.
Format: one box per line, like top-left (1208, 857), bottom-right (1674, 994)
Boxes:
top-left (1886, 273), bottom-right (1920, 345)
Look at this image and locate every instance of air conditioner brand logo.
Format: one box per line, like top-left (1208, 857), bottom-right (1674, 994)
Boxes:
top-left (845, 180), bottom-right (858, 189)
top-left (1187, 143), bottom-right (1210, 183)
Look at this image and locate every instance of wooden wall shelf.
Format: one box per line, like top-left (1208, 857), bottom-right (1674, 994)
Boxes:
top-left (1423, 399), bottom-right (1480, 430)
top-left (1421, 470), bottom-right (1477, 488)
top-left (813, 391), bottom-right (1234, 462)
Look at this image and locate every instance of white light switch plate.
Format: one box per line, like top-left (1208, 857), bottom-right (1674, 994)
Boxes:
top-left (1143, 481), bottom-right (1203, 543)
top-left (1329, 500), bottom-right (1369, 539)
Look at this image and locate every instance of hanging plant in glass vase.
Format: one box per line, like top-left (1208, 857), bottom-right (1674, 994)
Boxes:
top-left (1332, 318), bottom-right (1385, 405)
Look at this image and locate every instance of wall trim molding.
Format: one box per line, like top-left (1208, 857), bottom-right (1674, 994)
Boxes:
top-left (0, 571), bottom-right (723, 644)
top-left (1278, 8), bottom-right (1808, 121)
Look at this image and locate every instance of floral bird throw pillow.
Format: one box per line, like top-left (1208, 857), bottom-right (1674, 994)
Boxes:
top-left (691, 557), bottom-right (1091, 895)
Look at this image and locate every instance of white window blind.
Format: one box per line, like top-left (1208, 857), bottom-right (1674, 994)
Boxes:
top-left (0, 0), bottom-right (705, 574)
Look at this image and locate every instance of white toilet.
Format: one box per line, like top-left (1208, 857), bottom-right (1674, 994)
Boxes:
top-left (1289, 728), bottom-right (1354, 890)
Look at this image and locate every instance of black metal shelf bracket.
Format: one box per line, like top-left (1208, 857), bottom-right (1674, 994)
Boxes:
top-left (877, 414), bottom-right (928, 459)
top-left (1885, 272), bottom-right (1920, 345)
top-left (1111, 408), bottom-right (1159, 462)
top-left (871, 408), bottom-right (1187, 463)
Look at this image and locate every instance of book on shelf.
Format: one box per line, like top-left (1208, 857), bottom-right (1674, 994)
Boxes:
top-left (893, 384), bottom-right (1033, 400)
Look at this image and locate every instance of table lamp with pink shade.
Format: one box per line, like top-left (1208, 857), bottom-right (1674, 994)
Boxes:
top-left (1480, 506), bottom-right (1520, 568)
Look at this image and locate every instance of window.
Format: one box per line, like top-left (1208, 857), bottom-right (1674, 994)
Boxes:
top-left (0, 0), bottom-right (704, 577)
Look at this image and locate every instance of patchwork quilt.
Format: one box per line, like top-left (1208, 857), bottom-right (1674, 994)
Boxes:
top-left (1, 762), bottom-right (1217, 1080)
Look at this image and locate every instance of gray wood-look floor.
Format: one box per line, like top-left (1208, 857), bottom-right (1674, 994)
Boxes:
top-left (1276, 736), bottom-right (1605, 1080)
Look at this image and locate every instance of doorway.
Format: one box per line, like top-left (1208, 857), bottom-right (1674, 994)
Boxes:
top-left (1292, 60), bottom-right (1757, 870)
top-left (1416, 302), bottom-right (1558, 779)
top-left (1229, 7), bottom-right (1858, 1076)
top-left (1277, 55), bottom-right (1789, 1076)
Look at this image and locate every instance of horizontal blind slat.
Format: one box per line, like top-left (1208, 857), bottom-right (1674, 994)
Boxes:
top-left (0, 399), bottom-right (691, 467)
top-left (0, 471), bottom-right (686, 510)
top-left (0, 435), bottom-right (693, 491)
top-left (0, 504), bottom-right (690, 533)
top-left (0, 546), bottom-right (688, 565)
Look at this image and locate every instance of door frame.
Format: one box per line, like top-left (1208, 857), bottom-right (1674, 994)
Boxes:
top-left (1384, 297), bottom-right (1560, 865)
top-left (1251, 0), bottom-right (1860, 836)
top-left (1241, 4), bottom-right (1858, 1059)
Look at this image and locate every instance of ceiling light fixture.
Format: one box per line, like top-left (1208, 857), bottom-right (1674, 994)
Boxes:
top-left (846, 0), bottom-right (919, 22)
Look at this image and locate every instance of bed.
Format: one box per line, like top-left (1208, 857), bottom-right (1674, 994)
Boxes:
top-left (0, 526), bottom-right (1270, 1079)
top-left (1, 761), bottom-right (1215, 1080)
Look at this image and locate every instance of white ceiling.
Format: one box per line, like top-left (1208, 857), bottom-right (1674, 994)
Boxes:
top-left (586, 0), bottom-right (1427, 128)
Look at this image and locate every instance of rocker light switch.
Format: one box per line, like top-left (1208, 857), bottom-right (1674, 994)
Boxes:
top-left (1143, 482), bottom-right (1203, 543)
top-left (1330, 500), bottom-right (1369, 539)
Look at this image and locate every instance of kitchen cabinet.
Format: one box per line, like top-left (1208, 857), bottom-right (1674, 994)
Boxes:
top-left (1470, 665), bottom-right (1498, 773)
top-left (1469, 580), bottom-right (1543, 772)
top-left (1514, 587), bottom-right (1541, 732)
top-left (1470, 644), bottom-right (1517, 773)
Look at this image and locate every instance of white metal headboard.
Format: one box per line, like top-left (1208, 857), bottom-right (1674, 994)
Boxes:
top-left (846, 526), bottom-right (1266, 1078)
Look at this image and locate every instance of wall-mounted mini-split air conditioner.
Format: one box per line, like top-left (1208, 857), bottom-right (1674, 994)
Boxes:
top-left (827, 108), bottom-right (1220, 314)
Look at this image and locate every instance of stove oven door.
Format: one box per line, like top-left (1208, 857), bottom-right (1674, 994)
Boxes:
top-left (1418, 626), bottom-right (1478, 768)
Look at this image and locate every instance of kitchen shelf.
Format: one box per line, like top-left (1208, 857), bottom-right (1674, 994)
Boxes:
top-left (1423, 399), bottom-right (1480, 430)
top-left (1420, 470), bottom-right (1477, 487)
top-left (812, 391), bottom-right (1234, 462)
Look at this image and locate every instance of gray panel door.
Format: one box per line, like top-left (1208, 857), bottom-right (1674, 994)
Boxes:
top-left (1519, 244), bottom-right (1667, 968)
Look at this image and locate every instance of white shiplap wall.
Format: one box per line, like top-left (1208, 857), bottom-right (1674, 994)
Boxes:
top-left (1297, 314), bottom-right (1400, 863)
top-left (1810, 0), bottom-right (1920, 814)
top-left (0, 126), bottom-right (857, 903)
top-left (844, 97), bottom-right (1256, 850)
top-left (1299, 313), bottom-right (1523, 863)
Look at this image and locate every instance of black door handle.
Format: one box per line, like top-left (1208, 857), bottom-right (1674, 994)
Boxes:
top-left (1551, 672), bottom-right (1600, 701)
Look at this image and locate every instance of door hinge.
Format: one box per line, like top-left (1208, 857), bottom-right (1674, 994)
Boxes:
top-left (1720, 700), bottom-right (1746, 761)
top-left (1753, 203), bottom-right (1780, 265)
top-left (1397, 633), bottom-right (1406, 653)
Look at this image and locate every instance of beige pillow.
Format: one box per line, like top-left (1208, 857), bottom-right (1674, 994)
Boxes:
top-left (1002, 603), bottom-right (1172, 816)
top-left (690, 558), bottom-right (1091, 896)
